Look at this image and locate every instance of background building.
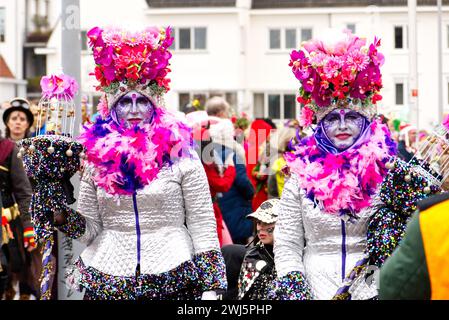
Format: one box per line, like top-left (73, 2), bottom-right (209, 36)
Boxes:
top-left (1, 0), bottom-right (449, 129)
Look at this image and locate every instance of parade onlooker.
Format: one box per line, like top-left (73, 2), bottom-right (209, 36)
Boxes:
top-left (379, 192), bottom-right (449, 300)
top-left (267, 127), bottom-right (297, 199)
top-left (207, 98), bottom-right (255, 245)
top-left (397, 124), bottom-right (417, 162)
top-left (246, 118), bottom-right (276, 211)
top-left (206, 96), bottom-right (246, 163)
top-left (2, 98), bottom-right (40, 300)
top-left (0, 134), bottom-right (34, 300)
top-left (29, 100), bottom-right (47, 137)
top-left (237, 199), bottom-right (279, 300)
top-left (189, 111), bottom-right (237, 247)
top-left (3, 98), bottom-right (34, 140)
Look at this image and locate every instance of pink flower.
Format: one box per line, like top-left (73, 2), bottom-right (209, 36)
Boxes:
top-left (299, 106), bottom-right (314, 128)
top-left (346, 50), bottom-right (370, 72)
top-left (323, 56), bottom-right (343, 79)
top-left (40, 74), bottom-right (78, 99)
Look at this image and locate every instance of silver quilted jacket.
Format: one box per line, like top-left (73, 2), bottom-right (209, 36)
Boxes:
top-left (274, 173), bottom-right (378, 300)
top-left (75, 156), bottom-right (220, 277)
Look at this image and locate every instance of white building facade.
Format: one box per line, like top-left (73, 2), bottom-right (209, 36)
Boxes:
top-left (0, 0), bottom-right (27, 104)
top-left (33, 0), bottom-right (449, 130)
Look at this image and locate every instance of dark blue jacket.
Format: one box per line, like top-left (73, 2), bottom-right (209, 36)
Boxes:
top-left (213, 143), bottom-right (255, 244)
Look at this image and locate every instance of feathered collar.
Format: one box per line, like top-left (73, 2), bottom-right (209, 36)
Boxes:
top-left (78, 107), bottom-right (194, 196)
top-left (285, 119), bottom-right (397, 218)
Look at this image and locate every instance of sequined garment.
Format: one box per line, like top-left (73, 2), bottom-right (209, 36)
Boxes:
top-left (274, 174), bottom-right (378, 300)
top-left (237, 243), bottom-right (277, 300)
top-left (63, 157), bottom-right (227, 299)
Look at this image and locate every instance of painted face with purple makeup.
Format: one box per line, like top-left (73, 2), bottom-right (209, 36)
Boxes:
top-left (322, 108), bottom-right (365, 150)
top-left (112, 91), bottom-right (154, 128)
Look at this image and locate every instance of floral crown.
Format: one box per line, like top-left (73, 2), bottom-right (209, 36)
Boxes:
top-left (87, 26), bottom-right (174, 109)
top-left (289, 29), bottom-right (384, 128)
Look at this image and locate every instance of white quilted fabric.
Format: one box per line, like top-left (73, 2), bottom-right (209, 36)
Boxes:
top-left (76, 157), bottom-right (219, 276)
top-left (274, 173), bottom-right (377, 300)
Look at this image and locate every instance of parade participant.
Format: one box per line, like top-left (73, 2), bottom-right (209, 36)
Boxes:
top-left (237, 199), bottom-right (279, 300)
top-left (267, 127), bottom-right (297, 199)
top-left (2, 98), bottom-right (38, 300)
top-left (31, 26), bottom-right (226, 300)
top-left (0, 135), bottom-right (33, 299)
top-left (273, 29), bottom-right (396, 300)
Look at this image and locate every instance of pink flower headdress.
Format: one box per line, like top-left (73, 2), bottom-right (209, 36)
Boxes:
top-left (290, 29), bottom-right (384, 127)
top-left (87, 26), bottom-right (174, 113)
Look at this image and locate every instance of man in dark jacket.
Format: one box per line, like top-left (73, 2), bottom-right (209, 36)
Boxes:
top-left (379, 192), bottom-right (449, 300)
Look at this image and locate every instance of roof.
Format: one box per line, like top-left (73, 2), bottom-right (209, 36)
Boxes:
top-left (252, 0), bottom-right (449, 9)
top-left (146, 0), bottom-right (236, 8)
top-left (0, 55), bottom-right (14, 79)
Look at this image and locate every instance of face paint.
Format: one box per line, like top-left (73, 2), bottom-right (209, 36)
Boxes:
top-left (256, 222), bottom-right (275, 245)
top-left (112, 91), bottom-right (154, 127)
top-left (322, 108), bottom-right (364, 150)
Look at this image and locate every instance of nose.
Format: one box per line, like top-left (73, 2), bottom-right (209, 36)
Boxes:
top-left (338, 116), bottom-right (348, 130)
top-left (131, 100), bottom-right (139, 114)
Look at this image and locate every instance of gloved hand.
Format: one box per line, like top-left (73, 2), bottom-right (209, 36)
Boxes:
top-left (201, 290), bottom-right (217, 300)
top-left (23, 227), bottom-right (37, 252)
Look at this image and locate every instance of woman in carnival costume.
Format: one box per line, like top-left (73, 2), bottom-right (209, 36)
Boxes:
top-left (34, 26), bottom-right (227, 300)
top-left (273, 29), bottom-right (397, 300)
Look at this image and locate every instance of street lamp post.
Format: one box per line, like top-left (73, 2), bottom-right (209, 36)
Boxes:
top-left (59, 0), bottom-right (83, 301)
top-left (408, 0), bottom-right (419, 139)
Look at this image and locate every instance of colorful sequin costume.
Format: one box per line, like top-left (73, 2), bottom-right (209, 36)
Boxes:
top-left (52, 26), bottom-right (226, 300)
top-left (273, 30), bottom-right (396, 300)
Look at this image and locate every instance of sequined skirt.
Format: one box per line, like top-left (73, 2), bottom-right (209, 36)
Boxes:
top-left (70, 257), bottom-right (203, 300)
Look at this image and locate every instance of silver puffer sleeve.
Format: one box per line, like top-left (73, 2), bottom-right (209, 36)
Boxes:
top-left (75, 164), bottom-right (103, 245)
top-left (182, 158), bottom-right (220, 254)
top-left (274, 173), bottom-right (306, 276)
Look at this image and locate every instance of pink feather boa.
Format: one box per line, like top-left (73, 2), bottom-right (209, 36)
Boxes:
top-left (286, 119), bottom-right (396, 216)
top-left (77, 107), bottom-right (193, 196)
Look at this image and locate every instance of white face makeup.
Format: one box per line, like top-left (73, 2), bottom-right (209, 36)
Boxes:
top-left (322, 108), bottom-right (364, 150)
top-left (112, 91), bottom-right (154, 128)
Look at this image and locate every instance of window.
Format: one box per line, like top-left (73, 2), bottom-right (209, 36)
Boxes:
top-left (179, 28), bottom-right (191, 50)
top-left (268, 94), bottom-right (281, 119)
top-left (269, 28), bottom-right (312, 50)
top-left (253, 93), bottom-right (298, 120)
top-left (284, 94), bottom-right (296, 119)
top-left (395, 83), bottom-right (405, 105)
top-left (0, 7), bottom-right (5, 42)
top-left (194, 27), bottom-right (207, 50)
top-left (346, 23), bottom-right (356, 34)
top-left (394, 25), bottom-right (407, 49)
top-left (300, 28), bottom-right (312, 42)
top-left (285, 29), bottom-right (297, 49)
top-left (254, 93), bottom-right (265, 118)
top-left (172, 27), bottom-right (207, 51)
top-left (269, 29), bottom-right (281, 49)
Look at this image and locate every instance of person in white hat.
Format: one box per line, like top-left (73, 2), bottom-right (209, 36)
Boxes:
top-left (237, 199), bottom-right (279, 300)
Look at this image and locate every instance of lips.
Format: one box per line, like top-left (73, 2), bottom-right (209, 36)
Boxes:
top-left (128, 118), bottom-right (142, 125)
top-left (336, 133), bottom-right (352, 140)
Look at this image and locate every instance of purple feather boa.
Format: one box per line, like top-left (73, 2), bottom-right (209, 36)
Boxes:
top-left (286, 119), bottom-right (397, 216)
top-left (78, 107), bottom-right (194, 196)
